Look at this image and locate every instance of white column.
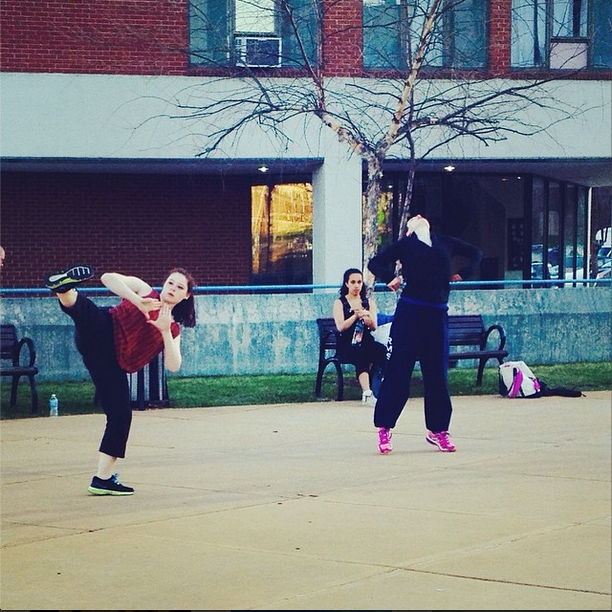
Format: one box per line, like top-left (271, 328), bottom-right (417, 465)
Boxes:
top-left (312, 146), bottom-right (363, 288)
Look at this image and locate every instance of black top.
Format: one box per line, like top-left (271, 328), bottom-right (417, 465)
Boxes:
top-left (337, 294), bottom-right (373, 352)
top-left (368, 233), bottom-right (482, 304)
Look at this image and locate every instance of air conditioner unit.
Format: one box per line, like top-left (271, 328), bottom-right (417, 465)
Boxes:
top-left (236, 36), bottom-right (282, 68)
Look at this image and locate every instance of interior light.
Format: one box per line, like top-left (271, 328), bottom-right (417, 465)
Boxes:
top-left (258, 166), bottom-right (269, 173)
top-left (444, 164), bottom-right (455, 172)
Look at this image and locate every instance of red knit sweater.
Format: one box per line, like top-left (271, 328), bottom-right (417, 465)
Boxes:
top-left (110, 290), bottom-right (180, 373)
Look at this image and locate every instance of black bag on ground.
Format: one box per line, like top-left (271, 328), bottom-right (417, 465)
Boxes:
top-left (538, 381), bottom-right (584, 398)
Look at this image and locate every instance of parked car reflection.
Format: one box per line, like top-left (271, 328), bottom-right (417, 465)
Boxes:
top-left (531, 245), bottom-right (586, 280)
top-left (596, 260), bottom-right (611, 284)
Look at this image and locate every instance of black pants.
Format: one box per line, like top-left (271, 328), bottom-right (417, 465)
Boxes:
top-left (373, 298), bottom-right (452, 433)
top-left (338, 338), bottom-right (388, 380)
top-left (61, 293), bottom-right (132, 458)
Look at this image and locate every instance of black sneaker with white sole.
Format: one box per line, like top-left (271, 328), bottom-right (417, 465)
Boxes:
top-left (88, 473), bottom-right (134, 496)
top-left (44, 264), bottom-right (94, 293)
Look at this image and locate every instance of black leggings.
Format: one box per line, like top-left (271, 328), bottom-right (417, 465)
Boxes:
top-left (339, 338), bottom-right (387, 380)
top-left (61, 293), bottom-right (132, 458)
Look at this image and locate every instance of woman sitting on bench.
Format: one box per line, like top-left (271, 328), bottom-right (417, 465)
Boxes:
top-left (332, 268), bottom-right (387, 404)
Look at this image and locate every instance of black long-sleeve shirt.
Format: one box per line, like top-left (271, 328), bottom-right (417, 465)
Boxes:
top-left (368, 233), bottom-right (483, 304)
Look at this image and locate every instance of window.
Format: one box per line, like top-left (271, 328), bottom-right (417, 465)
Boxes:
top-left (363, 0), bottom-right (487, 71)
top-left (563, 184), bottom-right (578, 278)
top-left (189, 0), bottom-right (318, 68)
top-left (531, 178), bottom-right (546, 279)
top-left (529, 178), bottom-right (588, 283)
top-left (511, 0), bottom-right (612, 69)
top-left (251, 183), bottom-right (313, 285)
top-left (379, 171), bottom-right (589, 285)
top-left (547, 181), bottom-right (562, 280)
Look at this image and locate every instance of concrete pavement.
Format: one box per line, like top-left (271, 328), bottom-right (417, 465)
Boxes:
top-left (1, 391), bottom-right (611, 610)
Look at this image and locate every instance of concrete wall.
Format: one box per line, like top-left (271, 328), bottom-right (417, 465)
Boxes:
top-left (1, 287), bottom-right (610, 382)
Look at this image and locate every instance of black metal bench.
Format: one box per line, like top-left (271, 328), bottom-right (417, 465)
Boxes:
top-left (1, 323), bottom-right (39, 413)
top-left (315, 314), bottom-right (508, 400)
top-left (314, 317), bottom-right (354, 401)
top-left (448, 314), bottom-right (508, 385)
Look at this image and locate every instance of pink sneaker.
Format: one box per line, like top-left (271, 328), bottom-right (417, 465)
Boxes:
top-left (426, 430), bottom-right (456, 452)
top-left (378, 427), bottom-right (393, 454)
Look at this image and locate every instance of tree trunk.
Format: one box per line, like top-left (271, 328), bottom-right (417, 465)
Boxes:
top-left (363, 156), bottom-right (383, 297)
top-left (398, 165), bottom-right (416, 238)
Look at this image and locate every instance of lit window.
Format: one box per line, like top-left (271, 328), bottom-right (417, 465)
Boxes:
top-left (251, 183), bottom-right (313, 285)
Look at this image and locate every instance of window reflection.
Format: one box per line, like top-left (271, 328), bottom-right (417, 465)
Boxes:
top-left (511, 0), bottom-right (611, 69)
top-left (547, 181), bottom-right (561, 280)
top-left (236, 0), bottom-right (276, 33)
top-left (251, 183), bottom-right (313, 285)
top-left (362, 0), bottom-right (487, 70)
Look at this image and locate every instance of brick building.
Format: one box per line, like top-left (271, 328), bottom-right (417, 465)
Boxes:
top-left (1, 0), bottom-right (610, 289)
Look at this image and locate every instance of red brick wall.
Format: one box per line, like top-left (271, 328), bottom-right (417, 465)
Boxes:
top-left (323, 0), bottom-right (362, 76)
top-left (489, 0), bottom-right (511, 74)
top-left (2, 0), bottom-right (610, 79)
top-left (0, 0), bottom-right (515, 77)
top-left (0, 172), bottom-right (253, 288)
top-left (0, 0), bottom-right (187, 74)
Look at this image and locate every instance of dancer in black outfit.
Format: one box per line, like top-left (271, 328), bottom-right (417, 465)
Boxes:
top-left (368, 215), bottom-right (482, 453)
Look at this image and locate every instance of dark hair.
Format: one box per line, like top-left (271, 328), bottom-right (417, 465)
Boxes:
top-left (167, 267), bottom-right (197, 328)
top-left (339, 268), bottom-right (367, 300)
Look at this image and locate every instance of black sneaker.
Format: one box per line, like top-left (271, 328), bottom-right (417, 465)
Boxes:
top-left (45, 264), bottom-right (94, 293)
top-left (88, 473), bottom-right (134, 496)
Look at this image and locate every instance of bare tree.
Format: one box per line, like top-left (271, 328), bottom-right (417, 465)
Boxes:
top-left (169, 0), bottom-right (591, 286)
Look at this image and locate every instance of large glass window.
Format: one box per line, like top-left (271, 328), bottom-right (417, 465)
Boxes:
top-left (189, 0), bottom-right (318, 68)
top-left (251, 183), bottom-right (313, 285)
top-left (363, 0), bottom-right (487, 70)
top-left (511, 0), bottom-right (611, 69)
top-left (529, 178), bottom-right (588, 283)
top-left (378, 171), bottom-right (588, 285)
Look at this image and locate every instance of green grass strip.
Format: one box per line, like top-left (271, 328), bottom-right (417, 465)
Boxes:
top-left (2, 361), bottom-right (610, 419)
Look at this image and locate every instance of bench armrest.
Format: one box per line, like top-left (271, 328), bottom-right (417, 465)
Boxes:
top-left (323, 328), bottom-right (338, 341)
top-left (481, 324), bottom-right (506, 352)
top-left (15, 337), bottom-right (37, 368)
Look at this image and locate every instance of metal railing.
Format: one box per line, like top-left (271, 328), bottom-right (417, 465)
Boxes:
top-left (0, 277), bottom-right (609, 297)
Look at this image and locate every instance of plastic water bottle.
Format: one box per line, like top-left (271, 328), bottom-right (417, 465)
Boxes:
top-left (49, 394), bottom-right (59, 417)
top-left (352, 318), bottom-right (364, 345)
